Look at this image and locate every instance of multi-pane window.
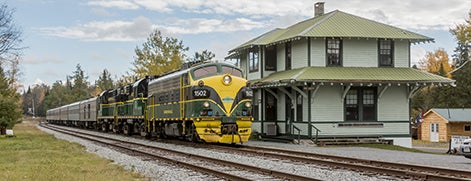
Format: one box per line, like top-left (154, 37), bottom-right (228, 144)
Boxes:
top-left (379, 39), bottom-right (393, 66)
top-left (249, 47), bottom-right (259, 72)
top-left (265, 45), bottom-right (277, 71)
top-left (345, 87), bottom-right (377, 121)
top-left (285, 42), bottom-right (291, 70)
top-left (327, 38), bottom-right (342, 66)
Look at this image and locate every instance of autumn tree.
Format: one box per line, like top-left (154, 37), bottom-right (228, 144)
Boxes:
top-left (132, 30), bottom-right (188, 78)
top-left (411, 49), bottom-right (455, 117)
top-left (418, 48), bottom-right (454, 77)
top-left (450, 11), bottom-right (471, 66)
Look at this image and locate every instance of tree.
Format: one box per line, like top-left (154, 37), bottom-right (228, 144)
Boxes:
top-left (94, 69), bottom-right (114, 96)
top-left (0, 4), bottom-right (22, 132)
top-left (132, 30), bottom-right (188, 78)
top-left (0, 4), bottom-right (22, 63)
top-left (0, 65), bottom-right (21, 132)
top-left (21, 84), bottom-right (48, 117)
top-left (450, 11), bottom-right (471, 67)
top-left (418, 48), bottom-right (454, 77)
top-left (190, 49), bottom-right (215, 62)
top-left (43, 80), bottom-right (69, 111)
top-left (69, 64), bottom-right (90, 102)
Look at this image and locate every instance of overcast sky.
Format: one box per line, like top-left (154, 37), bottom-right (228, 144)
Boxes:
top-left (9, 0), bottom-right (471, 89)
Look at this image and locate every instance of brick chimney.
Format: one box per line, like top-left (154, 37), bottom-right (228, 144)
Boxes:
top-left (314, 2), bottom-right (324, 17)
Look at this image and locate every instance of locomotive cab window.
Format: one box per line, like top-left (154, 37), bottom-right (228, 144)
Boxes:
top-left (222, 65), bottom-right (243, 78)
top-left (193, 65), bottom-right (217, 79)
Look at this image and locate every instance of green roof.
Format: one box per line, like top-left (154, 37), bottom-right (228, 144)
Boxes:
top-left (431, 109), bottom-right (471, 122)
top-left (231, 10), bottom-right (433, 52)
top-left (251, 67), bottom-right (455, 87)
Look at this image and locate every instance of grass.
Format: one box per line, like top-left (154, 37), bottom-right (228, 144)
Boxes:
top-left (0, 118), bottom-right (147, 181)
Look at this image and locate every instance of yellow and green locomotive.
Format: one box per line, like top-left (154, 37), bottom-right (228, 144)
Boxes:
top-left (47, 62), bottom-right (253, 144)
top-left (147, 62), bottom-right (253, 144)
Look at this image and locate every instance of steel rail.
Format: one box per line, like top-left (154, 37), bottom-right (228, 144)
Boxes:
top-left (233, 145), bottom-right (471, 181)
top-left (41, 124), bottom-right (318, 181)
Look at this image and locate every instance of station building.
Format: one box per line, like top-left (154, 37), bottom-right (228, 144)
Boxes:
top-left (227, 3), bottom-right (454, 147)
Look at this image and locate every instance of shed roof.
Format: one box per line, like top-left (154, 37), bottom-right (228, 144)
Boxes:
top-left (430, 108), bottom-right (471, 122)
top-left (231, 10), bottom-right (433, 52)
top-left (250, 66), bottom-right (455, 88)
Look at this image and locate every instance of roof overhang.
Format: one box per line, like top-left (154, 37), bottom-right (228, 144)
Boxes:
top-left (249, 67), bottom-right (455, 89)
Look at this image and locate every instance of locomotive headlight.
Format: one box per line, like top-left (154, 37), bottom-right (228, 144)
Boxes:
top-left (245, 101), bottom-right (252, 108)
top-left (198, 80), bottom-right (204, 87)
top-left (223, 75), bottom-right (232, 85)
top-left (203, 101), bottom-right (210, 108)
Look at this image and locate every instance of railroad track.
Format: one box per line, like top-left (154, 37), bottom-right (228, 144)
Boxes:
top-left (40, 123), bottom-right (317, 181)
top-left (198, 143), bottom-right (471, 181)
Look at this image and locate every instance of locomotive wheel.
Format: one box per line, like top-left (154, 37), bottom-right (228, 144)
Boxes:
top-left (123, 124), bottom-right (132, 136)
top-left (187, 123), bottom-right (201, 142)
top-left (140, 123), bottom-right (149, 138)
top-left (101, 123), bottom-right (108, 132)
top-left (112, 124), bottom-right (119, 133)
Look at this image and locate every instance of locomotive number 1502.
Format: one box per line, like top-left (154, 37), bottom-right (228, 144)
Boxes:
top-left (193, 89), bottom-right (210, 98)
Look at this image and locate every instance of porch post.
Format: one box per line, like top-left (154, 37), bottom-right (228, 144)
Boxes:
top-left (308, 88), bottom-right (312, 136)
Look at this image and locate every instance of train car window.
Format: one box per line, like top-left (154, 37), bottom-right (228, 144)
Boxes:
top-left (193, 65), bottom-right (217, 79)
top-left (222, 66), bottom-right (243, 78)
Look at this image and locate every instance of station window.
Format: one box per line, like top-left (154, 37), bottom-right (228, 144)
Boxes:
top-left (265, 45), bottom-right (277, 71)
top-left (379, 39), bottom-right (394, 67)
top-left (249, 47), bottom-right (259, 73)
top-left (345, 87), bottom-right (377, 121)
top-left (465, 125), bottom-right (471, 132)
top-left (326, 38), bottom-right (342, 66)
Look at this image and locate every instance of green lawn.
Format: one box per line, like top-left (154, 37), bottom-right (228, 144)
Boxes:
top-left (0, 118), bottom-right (146, 181)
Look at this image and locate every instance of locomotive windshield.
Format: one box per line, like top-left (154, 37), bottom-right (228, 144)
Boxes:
top-left (193, 65), bottom-right (217, 79)
top-left (221, 65), bottom-right (243, 77)
top-left (192, 64), bottom-right (243, 80)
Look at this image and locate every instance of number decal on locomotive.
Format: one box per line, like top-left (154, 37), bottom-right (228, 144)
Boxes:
top-left (193, 89), bottom-right (210, 98)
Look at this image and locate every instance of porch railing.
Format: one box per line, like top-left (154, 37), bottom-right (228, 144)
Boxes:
top-left (310, 124), bottom-right (321, 144)
top-left (292, 125), bottom-right (301, 144)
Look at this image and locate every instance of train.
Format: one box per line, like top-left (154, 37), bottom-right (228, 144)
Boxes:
top-left (46, 62), bottom-right (254, 144)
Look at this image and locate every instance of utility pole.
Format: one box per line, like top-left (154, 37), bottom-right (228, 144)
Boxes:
top-left (32, 95), bottom-right (35, 118)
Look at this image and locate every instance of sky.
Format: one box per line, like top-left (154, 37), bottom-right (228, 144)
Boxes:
top-left (8, 0), bottom-right (471, 90)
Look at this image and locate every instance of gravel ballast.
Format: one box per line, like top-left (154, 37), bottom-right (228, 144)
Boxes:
top-left (39, 124), bottom-right (470, 180)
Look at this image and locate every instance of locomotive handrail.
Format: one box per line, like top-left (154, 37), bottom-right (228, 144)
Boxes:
top-left (291, 125), bottom-right (301, 144)
top-left (310, 124), bottom-right (321, 144)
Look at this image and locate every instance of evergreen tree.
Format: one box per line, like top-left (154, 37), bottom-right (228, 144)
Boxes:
top-left (70, 64), bottom-right (90, 102)
top-left (190, 49), bottom-right (216, 62)
top-left (0, 65), bottom-right (21, 131)
top-left (95, 69), bottom-right (114, 95)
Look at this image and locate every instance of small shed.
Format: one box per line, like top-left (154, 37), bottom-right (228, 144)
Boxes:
top-left (420, 108), bottom-right (471, 142)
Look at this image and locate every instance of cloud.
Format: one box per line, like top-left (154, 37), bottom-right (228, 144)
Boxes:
top-left (84, 0), bottom-right (470, 31)
top-left (86, 0), bottom-right (139, 10)
top-left (39, 16), bottom-right (154, 42)
top-left (159, 18), bottom-right (266, 34)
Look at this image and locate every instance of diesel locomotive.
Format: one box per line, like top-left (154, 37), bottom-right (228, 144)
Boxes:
top-left (46, 62), bottom-right (253, 144)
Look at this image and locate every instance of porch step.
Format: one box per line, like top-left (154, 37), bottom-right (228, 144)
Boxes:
top-left (260, 135), bottom-right (294, 143)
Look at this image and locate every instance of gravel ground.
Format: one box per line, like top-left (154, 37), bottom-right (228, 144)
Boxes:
top-left (38, 124), bottom-right (470, 180)
top-left (245, 141), bottom-right (471, 171)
